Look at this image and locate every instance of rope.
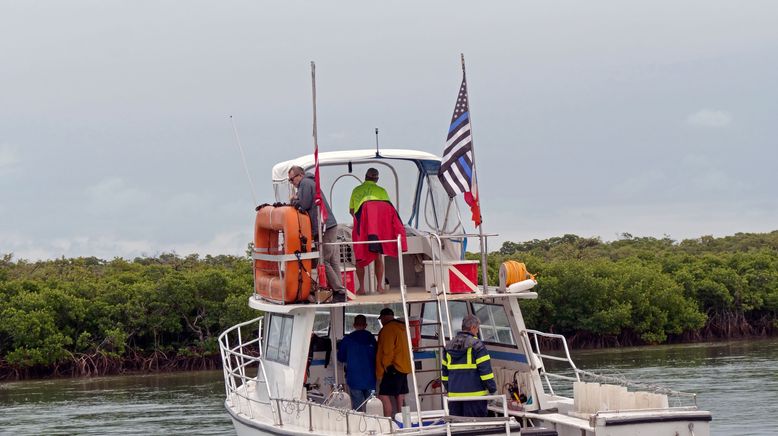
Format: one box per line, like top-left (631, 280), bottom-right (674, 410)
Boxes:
top-left (499, 260), bottom-right (530, 287)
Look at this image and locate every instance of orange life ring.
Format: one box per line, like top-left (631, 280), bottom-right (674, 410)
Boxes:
top-left (253, 205), bottom-right (312, 303)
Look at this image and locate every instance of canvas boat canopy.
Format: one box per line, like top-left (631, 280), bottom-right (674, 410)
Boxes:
top-left (271, 149), bottom-right (441, 182)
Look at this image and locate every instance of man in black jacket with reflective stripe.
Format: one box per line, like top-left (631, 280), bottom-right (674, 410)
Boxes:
top-left (441, 314), bottom-right (497, 417)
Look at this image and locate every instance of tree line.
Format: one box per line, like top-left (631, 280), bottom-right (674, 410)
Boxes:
top-left (480, 231), bottom-right (778, 347)
top-left (0, 253), bottom-right (255, 379)
top-left (2, 231), bottom-right (777, 379)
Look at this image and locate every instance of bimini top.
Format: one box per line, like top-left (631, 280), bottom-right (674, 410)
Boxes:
top-left (271, 149), bottom-right (441, 182)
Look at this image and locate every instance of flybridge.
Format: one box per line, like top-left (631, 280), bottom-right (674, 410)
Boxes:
top-left (217, 148), bottom-right (711, 436)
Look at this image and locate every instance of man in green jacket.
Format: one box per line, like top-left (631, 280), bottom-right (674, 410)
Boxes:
top-left (349, 167), bottom-right (391, 294)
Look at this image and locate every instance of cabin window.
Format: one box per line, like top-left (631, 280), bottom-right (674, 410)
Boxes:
top-left (314, 160), bottom-right (421, 224)
top-left (265, 313), bottom-right (294, 365)
top-left (472, 303), bottom-right (516, 346)
top-left (420, 302), bottom-right (439, 337)
top-left (313, 311), bottom-right (330, 336)
top-left (344, 303), bottom-right (404, 335)
top-left (448, 301), bottom-right (469, 337)
top-left (421, 301), bottom-right (469, 339)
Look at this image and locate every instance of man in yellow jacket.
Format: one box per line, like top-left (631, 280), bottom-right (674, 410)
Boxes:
top-left (376, 307), bottom-right (411, 417)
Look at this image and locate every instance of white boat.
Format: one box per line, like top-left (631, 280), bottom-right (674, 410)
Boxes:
top-left (219, 149), bottom-right (712, 436)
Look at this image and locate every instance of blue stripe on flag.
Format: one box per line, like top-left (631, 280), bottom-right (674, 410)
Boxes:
top-left (458, 155), bottom-right (472, 180)
top-left (448, 111), bottom-right (469, 134)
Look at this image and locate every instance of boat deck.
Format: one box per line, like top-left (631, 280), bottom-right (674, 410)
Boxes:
top-left (248, 285), bottom-right (538, 312)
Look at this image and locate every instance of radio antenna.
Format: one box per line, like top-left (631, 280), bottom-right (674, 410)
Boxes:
top-left (228, 115), bottom-right (258, 207)
top-left (375, 127), bottom-right (380, 157)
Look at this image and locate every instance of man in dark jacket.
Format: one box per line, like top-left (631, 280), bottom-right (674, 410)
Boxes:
top-left (288, 165), bottom-right (345, 300)
top-left (442, 314), bottom-right (497, 417)
top-left (337, 314), bottom-right (377, 411)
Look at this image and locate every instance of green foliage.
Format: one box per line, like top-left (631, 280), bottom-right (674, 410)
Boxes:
top-left (0, 253), bottom-right (253, 371)
top-left (1, 230), bottom-right (777, 373)
top-left (497, 230), bottom-right (778, 345)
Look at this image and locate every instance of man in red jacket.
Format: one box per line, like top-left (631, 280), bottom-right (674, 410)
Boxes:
top-left (349, 168), bottom-right (406, 294)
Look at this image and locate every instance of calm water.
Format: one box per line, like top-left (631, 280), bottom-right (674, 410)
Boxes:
top-left (0, 371), bottom-right (231, 435)
top-left (1, 338), bottom-right (776, 435)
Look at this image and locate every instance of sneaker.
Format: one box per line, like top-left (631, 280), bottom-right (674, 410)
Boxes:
top-left (334, 288), bottom-right (356, 300)
top-left (331, 292), bottom-right (347, 303)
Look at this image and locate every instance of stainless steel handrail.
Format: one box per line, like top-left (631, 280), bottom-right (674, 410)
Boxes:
top-left (443, 394), bottom-right (512, 436)
top-left (526, 329), bottom-right (580, 396)
top-left (426, 232), bottom-right (454, 340)
top-left (219, 316), bottom-right (276, 421)
top-left (524, 329), bottom-right (698, 407)
top-left (220, 315), bottom-right (399, 433)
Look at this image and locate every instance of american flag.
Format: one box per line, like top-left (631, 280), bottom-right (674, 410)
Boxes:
top-left (439, 73), bottom-right (482, 226)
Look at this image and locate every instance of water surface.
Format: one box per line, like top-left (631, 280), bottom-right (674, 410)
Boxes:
top-left (0, 371), bottom-right (231, 435)
top-left (1, 338), bottom-right (776, 435)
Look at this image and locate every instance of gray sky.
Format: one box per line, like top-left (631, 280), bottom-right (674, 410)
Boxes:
top-left (2, 1), bottom-right (777, 260)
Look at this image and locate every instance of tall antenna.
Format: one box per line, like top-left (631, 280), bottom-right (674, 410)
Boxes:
top-left (229, 115), bottom-right (258, 207)
top-left (375, 127), bottom-right (380, 157)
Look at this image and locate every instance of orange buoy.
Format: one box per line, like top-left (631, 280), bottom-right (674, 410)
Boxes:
top-left (253, 205), bottom-right (313, 303)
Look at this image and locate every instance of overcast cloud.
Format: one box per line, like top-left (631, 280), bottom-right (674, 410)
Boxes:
top-left (1, 0), bottom-right (777, 260)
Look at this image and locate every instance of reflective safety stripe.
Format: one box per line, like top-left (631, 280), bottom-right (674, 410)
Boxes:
top-left (447, 362), bottom-right (477, 369)
top-left (475, 354), bottom-right (491, 364)
top-left (448, 390), bottom-right (488, 397)
top-left (446, 347), bottom-right (477, 370)
top-left (440, 375), bottom-right (449, 381)
top-left (480, 373), bottom-right (494, 381)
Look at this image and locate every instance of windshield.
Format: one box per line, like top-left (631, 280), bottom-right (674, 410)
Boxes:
top-left (272, 155), bottom-right (465, 236)
top-left (275, 159), bottom-right (423, 225)
top-left (420, 175), bottom-right (464, 235)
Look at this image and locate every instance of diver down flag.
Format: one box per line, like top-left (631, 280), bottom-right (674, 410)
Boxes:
top-left (439, 73), bottom-right (482, 226)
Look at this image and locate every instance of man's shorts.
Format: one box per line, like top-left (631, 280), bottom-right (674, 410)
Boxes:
top-left (379, 365), bottom-right (409, 396)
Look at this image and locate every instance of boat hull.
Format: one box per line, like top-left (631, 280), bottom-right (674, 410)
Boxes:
top-left (225, 400), bottom-right (535, 436)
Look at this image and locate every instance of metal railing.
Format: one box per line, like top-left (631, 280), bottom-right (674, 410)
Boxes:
top-left (218, 316), bottom-right (270, 421)
top-left (219, 315), bottom-right (397, 434)
top-left (442, 394), bottom-right (513, 436)
top-left (525, 329), bottom-right (699, 408)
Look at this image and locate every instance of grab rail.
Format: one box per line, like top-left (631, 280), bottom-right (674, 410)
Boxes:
top-left (526, 329), bottom-right (580, 396)
top-left (442, 394), bottom-right (512, 436)
top-left (219, 316), bottom-right (274, 421)
top-left (219, 315), bottom-right (398, 433)
top-left (525, 329), bottom-right (698, 407)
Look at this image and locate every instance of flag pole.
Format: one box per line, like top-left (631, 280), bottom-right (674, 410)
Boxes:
top-left (310, 62), bottom-right (325, 280)
top-left (460, 54), bottom-right (489, 290)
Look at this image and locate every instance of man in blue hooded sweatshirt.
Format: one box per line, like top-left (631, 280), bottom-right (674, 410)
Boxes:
top-left (288, 165), bottom-right (346, 301)
top-left (442, 314), bottom-right (497, 417)
top-left (337, 314), bottom-right (377, 411)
